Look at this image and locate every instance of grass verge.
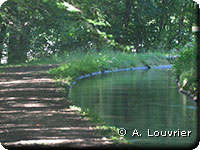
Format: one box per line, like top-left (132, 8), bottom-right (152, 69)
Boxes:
top-left (49, 50), bottom-right (169, 86)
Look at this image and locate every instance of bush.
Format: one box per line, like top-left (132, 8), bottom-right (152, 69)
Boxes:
top-left (172, 40), bottom-right (197, 95)
top-left (173, 46), bottom-right (197, 76)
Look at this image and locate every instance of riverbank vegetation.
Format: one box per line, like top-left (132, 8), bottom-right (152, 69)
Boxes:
top-left (172, 40), bottom-right (198, 100)
top-left (48, 50), bottom-right (169, 85)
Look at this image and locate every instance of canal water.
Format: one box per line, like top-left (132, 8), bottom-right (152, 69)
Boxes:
top-left (69, 68), bottom-right (198, 148)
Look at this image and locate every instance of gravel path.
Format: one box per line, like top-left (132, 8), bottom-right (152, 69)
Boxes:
top-left (0, 65), bottom-right (115, 149)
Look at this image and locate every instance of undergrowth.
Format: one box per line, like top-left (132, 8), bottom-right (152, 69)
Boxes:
top-left (172, 40), bottom-right (197, 97)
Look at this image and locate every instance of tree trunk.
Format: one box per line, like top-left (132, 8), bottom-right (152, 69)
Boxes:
top-left (121, 0), bottom-right (133, 44)
top-left (178, 16), bottom-right (184, 45)
top-left (0, 16), bottom-right (6, 63)
top-left (124, 0), bottom-right (133, 28)
top-left (167, 18), bottom-right (173, 50)
top-left (8, 24), bottom-right (30, 64)
top-left (19, 24), bottom-right (30, 63)
top-left (8, 30), bottom-right (19, 64)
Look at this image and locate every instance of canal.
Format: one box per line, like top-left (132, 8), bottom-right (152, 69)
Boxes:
top-left (69, 68), bottom-right (198, 148)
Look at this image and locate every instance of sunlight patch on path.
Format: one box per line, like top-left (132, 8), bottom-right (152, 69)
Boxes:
top-left (0, 65), bottom-right (114, 148)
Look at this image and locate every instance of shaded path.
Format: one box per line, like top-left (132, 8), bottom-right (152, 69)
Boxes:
top-left (0, 65), bottom-right (115, 149)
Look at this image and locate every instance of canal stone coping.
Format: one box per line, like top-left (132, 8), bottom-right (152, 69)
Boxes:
top-left (69, 64), bottom-right (173, 89)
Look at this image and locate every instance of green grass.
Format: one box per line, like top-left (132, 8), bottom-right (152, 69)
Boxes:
top-left (49, 50), bottom-right (169, 85)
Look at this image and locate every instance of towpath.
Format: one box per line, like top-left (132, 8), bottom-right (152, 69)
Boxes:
top-left (0, 65), bottom-right (116, 149)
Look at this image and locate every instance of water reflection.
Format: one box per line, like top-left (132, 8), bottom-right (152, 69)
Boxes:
top-left (69, 69), bottom-right (197, 148)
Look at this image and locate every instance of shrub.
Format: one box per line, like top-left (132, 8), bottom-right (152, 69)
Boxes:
top-left (172, 40), bottom-right (197, 95)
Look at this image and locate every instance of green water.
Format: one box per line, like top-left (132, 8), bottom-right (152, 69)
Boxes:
top-left (69, 69), bottom-right (198, 148)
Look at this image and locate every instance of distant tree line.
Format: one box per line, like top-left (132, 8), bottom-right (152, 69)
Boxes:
top-left (0, 0), bottom-right (198, 64)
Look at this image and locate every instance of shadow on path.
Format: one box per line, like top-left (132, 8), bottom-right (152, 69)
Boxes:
top-left (0, 65), bottom-right (115, 149)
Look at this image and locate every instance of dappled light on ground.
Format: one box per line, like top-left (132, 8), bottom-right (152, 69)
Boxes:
top-left (0, 65), bottom-right (114, 148)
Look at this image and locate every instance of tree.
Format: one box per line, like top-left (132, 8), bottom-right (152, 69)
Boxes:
top-left (0, 0), bottom-right (198, 64)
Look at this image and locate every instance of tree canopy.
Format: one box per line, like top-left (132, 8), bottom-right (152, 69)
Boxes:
top-left (0, 0), bottom-right (198, 64)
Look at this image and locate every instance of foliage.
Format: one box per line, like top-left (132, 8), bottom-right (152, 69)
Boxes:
top-left (179, 68), bottom-right (197, 94)
top-left (49, 50), bottom-right (169, 85)
top-left (172, 40), bottom-right (197, 94)
top-left (73, 0), bottom-right (197, 51)
top-left (0, 0), bottom-right (104, 64)
top-left (0, 0), bottom-right (198, 64)
top-left (173, 39), bottom-right (197, 75)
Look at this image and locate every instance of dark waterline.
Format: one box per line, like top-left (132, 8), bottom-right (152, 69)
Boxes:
top-left (69, 69), bottom-right (198, 148)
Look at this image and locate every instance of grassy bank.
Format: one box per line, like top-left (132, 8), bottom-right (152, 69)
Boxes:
top-left (49, 50), bottom-right (169, 85)
top-left (172, 41), bottom-right (197, 100)
top-left (48, 50), bottom-right (169, 143)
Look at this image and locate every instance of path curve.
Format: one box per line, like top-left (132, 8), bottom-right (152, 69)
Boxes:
top-left (0, 65), bottom-right (116, 149)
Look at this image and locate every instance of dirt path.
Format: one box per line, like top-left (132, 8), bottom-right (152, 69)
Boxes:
top-left (0, 65), bottom-right (116, 149)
